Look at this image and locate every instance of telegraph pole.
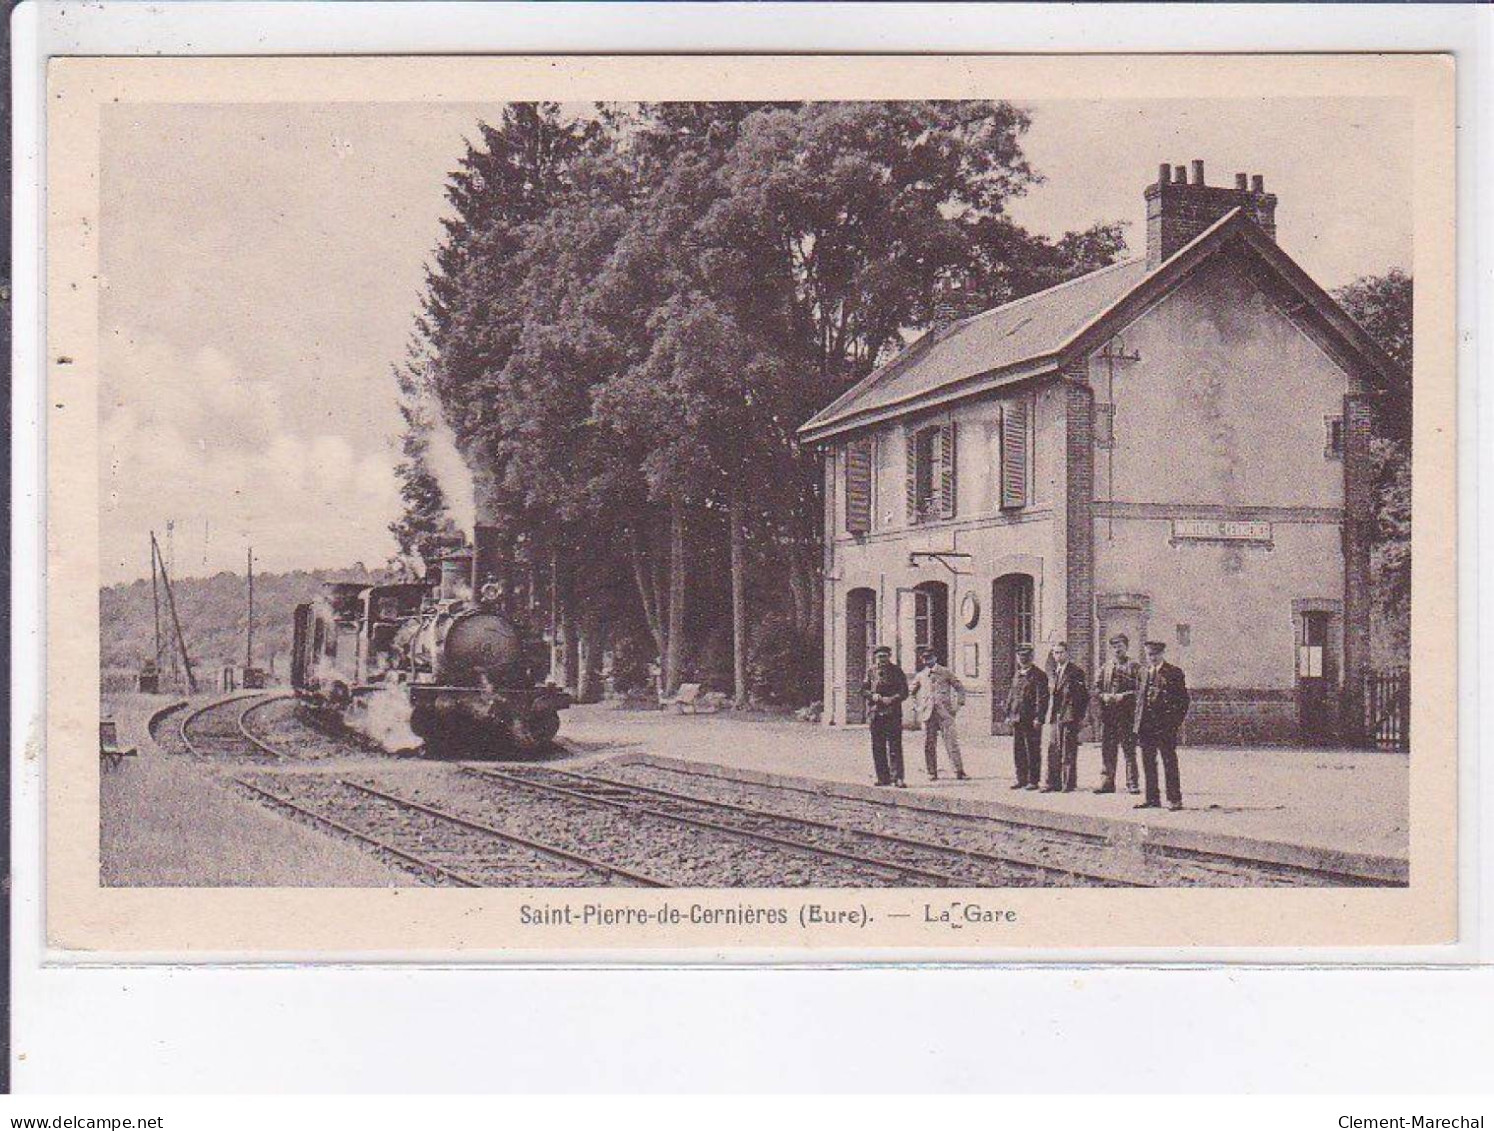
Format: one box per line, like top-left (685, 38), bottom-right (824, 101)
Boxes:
top-left (150, 535), bottom-right (163, 670)
top-left (245, 546), bottom-right (255, 670)
top-left (153, 530), bottom-right (198, 694)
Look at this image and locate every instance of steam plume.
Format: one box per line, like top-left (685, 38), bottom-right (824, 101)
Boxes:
top-left (425, 407), bottom-right (476, 538)
top-left (346, 687), bottom-right (422, 754)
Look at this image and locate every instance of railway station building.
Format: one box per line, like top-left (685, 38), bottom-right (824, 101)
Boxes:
top-left (798, 162), bottom-right (1402, 746)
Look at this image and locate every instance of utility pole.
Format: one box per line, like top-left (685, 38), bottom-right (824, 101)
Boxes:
top-left (153, 531), bottom-right (198, 694)
top-left (150, 535), bottom-right (163, 670)
top-left (245, 546), bottom-right (255, 670)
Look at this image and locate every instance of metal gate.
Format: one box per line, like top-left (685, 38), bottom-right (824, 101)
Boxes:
top-left (1366, 669), bottom-right (1409, 752)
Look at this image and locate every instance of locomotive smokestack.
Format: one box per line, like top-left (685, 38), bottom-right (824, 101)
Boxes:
top-left (440, 552), bottom-right (474, 602)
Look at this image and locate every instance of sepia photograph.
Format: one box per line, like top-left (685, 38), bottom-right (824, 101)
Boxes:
top-left (45, 54), bottom-right (1456, 953)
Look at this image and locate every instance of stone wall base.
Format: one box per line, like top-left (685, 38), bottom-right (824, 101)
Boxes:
top-left (1181, 688), bottom-right (1298, 746)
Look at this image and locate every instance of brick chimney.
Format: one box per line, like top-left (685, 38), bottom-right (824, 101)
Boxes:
top-left (932, 274), bottom-right (978, 334)
top-left (1145, 159), bottom-right (1278, 268)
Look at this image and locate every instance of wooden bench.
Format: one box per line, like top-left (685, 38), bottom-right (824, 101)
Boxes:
top-left (660, 682), bottom-right (716, 714)
top-left (99, 720), bottom-right (138, 770)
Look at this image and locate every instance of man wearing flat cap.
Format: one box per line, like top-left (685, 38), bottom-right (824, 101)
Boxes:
top-left (1094, 633), bottom-right (1142, 795)
top-left (862, 645), bottom-right (909, 788)
top-left (1134, 640), bottom-right (1191, 810)
top-left (1004, 644), bottom-right (1049, 790)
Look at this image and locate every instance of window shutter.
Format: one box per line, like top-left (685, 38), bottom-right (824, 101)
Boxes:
top-left (844, 439), bottom-right (873, 534)
top-left (938, 421), bottom-right (957, 518)
top-left (1001, 399), bottom-right (1028, 510)
top-left (906, 429), bottom-right (921, 525)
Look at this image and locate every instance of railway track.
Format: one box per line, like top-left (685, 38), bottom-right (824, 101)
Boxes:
top-left (145, 699), bottom-right (190, 753)
top-left (153, 695), bottom-right (1396, 889)
top-left (461, 764), bottom-right (1133, 888)
top-left (604, 761), bottom-right (1398, 889)
top-left (176, 694), bottom-right (294, 761)
top-left (234, 774), bottom-right (665, 888)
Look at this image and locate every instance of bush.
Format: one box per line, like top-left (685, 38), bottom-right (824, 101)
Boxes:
top-left (606, 631), bottom-right (656, 695)
top-left (746, 614), bottom-right (821, 707)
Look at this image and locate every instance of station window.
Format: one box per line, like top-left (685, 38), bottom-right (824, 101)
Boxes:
top-left (1013, 580), bottom-right (1035, 648)
top-left (1324, 416), bottom-right (1344, 460)
top-left (907, 422), bottom-right (956, 523)
top-left (913, 426), bottom-right (939, 517)
top-left (1298, 613), bottom-right (1329, 678)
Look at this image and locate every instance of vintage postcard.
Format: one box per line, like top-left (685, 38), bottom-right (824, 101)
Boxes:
top-left (46, 53), bottom-right (1456, 956)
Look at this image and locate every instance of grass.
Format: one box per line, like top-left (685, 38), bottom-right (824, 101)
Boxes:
top-left (100, 694), bottom-right (408, 887)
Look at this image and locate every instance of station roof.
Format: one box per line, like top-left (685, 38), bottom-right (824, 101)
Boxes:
top-left (797, 209), bottom-right (1403, 443)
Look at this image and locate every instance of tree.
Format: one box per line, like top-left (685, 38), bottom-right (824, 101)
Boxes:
top-left (687, 101), bottom-right (1123, 668)
top-left (1334, 268), bottom-right (1412, 441)
top-left (403, 100), bottom-right (1130, 705)
top-left (1334, 268), bottom-right (1412, 662)
top-left (968, 214), bottom-right (1130, 306)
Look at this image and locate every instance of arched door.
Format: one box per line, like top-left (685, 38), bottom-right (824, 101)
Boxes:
top-left (845, 588), bottom-right (877, 724)
top-left (990, 573), bottom-right (1035, 734)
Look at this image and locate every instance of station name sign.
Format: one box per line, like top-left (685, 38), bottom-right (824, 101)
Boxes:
top-left (1171, 518), bottom-right (1273, 544)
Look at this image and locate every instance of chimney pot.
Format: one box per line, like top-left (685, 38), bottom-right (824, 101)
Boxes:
top-left (932, 279), bottom-right (972, 333)
top-left (1146, 158), bottom-right (1278, 267)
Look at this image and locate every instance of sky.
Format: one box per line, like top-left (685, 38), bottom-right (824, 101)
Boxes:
top-left (98, 96), bottom-right (1412, 586)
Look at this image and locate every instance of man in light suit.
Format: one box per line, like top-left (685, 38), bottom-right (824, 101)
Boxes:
top-left (1042, 641), bottom-right (1090, 793)
top-left (1134, 640), bottom-right (1191, 811)
top-left (909, 646), bottom-right (968, 782)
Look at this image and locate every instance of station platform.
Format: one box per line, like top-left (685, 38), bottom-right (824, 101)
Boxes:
top-left (557, 703), bottom-right (1410, 866)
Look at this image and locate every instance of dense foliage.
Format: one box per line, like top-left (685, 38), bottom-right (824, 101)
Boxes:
top-left (1334, 268), bottom-right (1412, 664)
top-left (99, 566), bottom-right (387, 691)
top-left (397, 101), bottom-right (1127, 704)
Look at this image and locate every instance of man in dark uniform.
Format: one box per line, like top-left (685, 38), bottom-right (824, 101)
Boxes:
top-left (1134, 640), bottom-right (1191, 811)
top-left (1042, 641), bottom-right (1090, 793)
top-left (862, 645), bottom-right (909, 788)
top-left (1004, 644), bottom-right (1049, 790)
top-left (1094, 633), bottom-right (1141, 794)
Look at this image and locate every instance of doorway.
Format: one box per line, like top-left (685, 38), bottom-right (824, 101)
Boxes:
top-left (845, 588), bottom-right (877, 724)
top-left (989, 573), bottom-right (1035, 734)
top-left (1296, 610), bottom-right (1339, 744)
top-left (1097, 601), bottom-right (1147, 672)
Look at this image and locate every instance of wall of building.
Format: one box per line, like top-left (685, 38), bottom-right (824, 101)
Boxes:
top-left (1094, 520), bottom-right (1344, 690)
top-left (1098, 254), bottom-right (1348, 510)
top-left (822, 381), bottom-right (1065, 726)
top-left (1088, 250), bottom-right (1354, 744)
top-left (819, 246), bottom-right (1367, 746)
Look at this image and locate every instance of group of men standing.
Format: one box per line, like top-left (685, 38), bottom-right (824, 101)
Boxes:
top-left (861, 634), bottom-right (1190, 810)
top-left (1006, 634), bottom-right (1191, 809)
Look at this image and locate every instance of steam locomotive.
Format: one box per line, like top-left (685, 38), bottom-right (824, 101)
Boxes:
top-left (290, 552), bottom-right (570, 755)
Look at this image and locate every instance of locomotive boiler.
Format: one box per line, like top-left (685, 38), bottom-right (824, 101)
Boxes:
top-left (290, 553), bottom-right (569, 755)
